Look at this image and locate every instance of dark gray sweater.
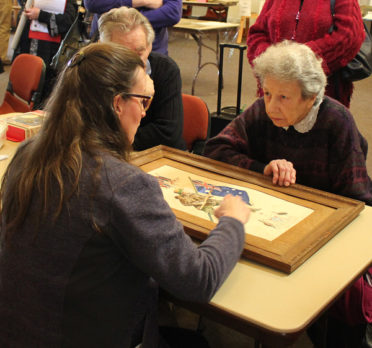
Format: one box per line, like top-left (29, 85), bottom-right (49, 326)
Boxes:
top-left (133, 52), bottom-right (186, 151)
top-left (0, 152), bottom-right (244, 347)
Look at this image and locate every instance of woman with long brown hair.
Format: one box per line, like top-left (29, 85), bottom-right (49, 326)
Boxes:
top-left (0, 42), bottom-right (250, 347)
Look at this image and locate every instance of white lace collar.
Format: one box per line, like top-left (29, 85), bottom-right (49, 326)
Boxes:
top-left (283, 98), bottom-right (323, 133)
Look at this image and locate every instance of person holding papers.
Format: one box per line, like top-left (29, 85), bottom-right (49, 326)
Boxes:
top-left (13, 0), bottom-right (76, 104)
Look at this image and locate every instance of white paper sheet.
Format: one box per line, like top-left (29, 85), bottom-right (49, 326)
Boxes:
top-left (30, 0), bottom-right (66, 34)
top-left (240, 0), bottom-right (251, 17)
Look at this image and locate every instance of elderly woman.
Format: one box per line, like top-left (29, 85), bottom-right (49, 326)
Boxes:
top-left (205, 40), bottom-right (372, 206)
top-left (0, 43), bottom-right (250, 347)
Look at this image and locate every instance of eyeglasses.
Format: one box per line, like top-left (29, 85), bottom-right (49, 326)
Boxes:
top-left (122, 93), bottom-right (153, 112)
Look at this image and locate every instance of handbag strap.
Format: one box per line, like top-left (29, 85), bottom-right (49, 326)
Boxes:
top-left (329, 0), bottom-right (336, 33)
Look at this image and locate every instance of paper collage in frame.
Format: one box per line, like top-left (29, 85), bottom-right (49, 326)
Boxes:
top-left (149, 165), bottom-right (313, 241)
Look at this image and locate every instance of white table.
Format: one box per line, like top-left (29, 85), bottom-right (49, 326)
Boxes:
top-left (166, 206), bottom-right (372, 347)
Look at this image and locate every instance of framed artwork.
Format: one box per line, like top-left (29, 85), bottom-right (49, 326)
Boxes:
top-left (130, 146), bottom-right (365, 273)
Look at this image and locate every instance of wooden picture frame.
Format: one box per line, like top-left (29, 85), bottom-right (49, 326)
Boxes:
top-left (130, 146), bottom-right (364, 273)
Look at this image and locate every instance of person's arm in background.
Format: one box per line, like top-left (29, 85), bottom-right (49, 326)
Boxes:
top-left (25, 0), bottom-right (76, 36)
top-left (305, 0), bottom-right (364, 75)
top-left (84, 0), bottom-right (160, 14)
top-left (139, 0), bottom-right (182, 29)
top-left (246, 0), bottom-right (274, 66)
top-left (133, 54), bottom-right (185, 151)
top-left (84, 0), bottom-right (182, 28)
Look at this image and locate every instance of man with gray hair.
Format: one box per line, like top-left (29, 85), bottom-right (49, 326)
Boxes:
top-left (85, 0), bottom-right (182, 55)
top-left (99, 6), bottom-right (186, 151)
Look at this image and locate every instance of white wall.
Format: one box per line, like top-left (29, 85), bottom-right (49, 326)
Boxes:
top-left (358, 0), bottom-right (372, 5)
top-left (227, 0), bottom-right (371, 24)
top-left (227, 0), bottom-right (264, 23)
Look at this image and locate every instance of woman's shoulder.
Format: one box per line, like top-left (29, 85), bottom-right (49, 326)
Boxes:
top-left (98, 153), bottom-right (157, 191)
top-left (316, 97), bottom-right (364, 146)
top-left (149, 52), bottom-right (179, 71)
top-left (149, 52), bottom-right (181, 83)
top-left (318, 96), bottom-right (356, 128)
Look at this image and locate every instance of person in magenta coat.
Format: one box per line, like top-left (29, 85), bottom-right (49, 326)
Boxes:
top-left (247, 0), bottom-right (365, 108)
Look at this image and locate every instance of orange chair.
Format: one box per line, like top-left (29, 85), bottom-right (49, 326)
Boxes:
top-left (182, 93), bottom-right (210, 155)
top-left (0, 54), bottom-right (46, 115)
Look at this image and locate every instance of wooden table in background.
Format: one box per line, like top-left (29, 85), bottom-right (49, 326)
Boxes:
top-left (183, 0), bottom-right (238, 7)
top-left (181, 0), bottom-right (258, 43)
top-left (0, 112), bottom-right (35, 177)
top-left (172, 18), bottom-right (239, 95)
top-left (182, 0), bottom-right (238, 22)
top-left (0, 138), bottom-right (18, 178)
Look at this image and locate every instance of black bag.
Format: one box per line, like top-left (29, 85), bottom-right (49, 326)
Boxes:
top-left (330, 0), bottom-right (372, 82)
top-left (51, 10), bottom-right (90, 72)
top-left (210, 43), bottom-right (247, 137)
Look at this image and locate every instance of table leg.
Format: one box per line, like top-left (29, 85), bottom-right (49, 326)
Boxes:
top-left (190, 32), bottom-right (220, 95)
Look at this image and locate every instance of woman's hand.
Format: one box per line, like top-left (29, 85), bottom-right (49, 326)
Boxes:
top-left (214, 194), bottom-right (251, 225)
top-left (25, 7), bottom-right (41, 21)
top-left (263, 159), bottom-right (296, 186)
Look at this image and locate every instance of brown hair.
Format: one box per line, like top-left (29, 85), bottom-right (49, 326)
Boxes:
top-left (0, 42), bottom-right (144, 244)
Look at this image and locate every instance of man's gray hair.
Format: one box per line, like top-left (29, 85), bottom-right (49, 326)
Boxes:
top-left (253, 40), bottom-right (327, 105)
top-left (98, 6), bottom-right (155, 46)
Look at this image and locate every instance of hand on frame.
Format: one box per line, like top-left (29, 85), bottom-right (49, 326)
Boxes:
top-left (263, 159), bottom-right (296, 187)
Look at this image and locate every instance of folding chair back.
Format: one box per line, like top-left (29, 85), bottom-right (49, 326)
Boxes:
top-left (0, 54), bottom-right (46, 114)
top-left (182, 94), bottom-right (210, 155)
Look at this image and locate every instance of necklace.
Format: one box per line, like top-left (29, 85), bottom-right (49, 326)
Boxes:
top-left (291, 0), bottom-right (305, 40)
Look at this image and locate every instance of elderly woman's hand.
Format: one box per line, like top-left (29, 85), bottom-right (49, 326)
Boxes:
top-left (264, 159), bottom-right (296, 187)
top-left (214, 194), bottom-right (251, 225)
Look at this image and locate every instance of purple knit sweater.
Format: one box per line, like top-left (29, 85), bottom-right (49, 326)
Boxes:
top-left (204, 96), bottom-right (372, 205)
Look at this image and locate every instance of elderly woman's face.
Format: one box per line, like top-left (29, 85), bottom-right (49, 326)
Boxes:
top-left (263, 76), bottom-right (316, 128)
